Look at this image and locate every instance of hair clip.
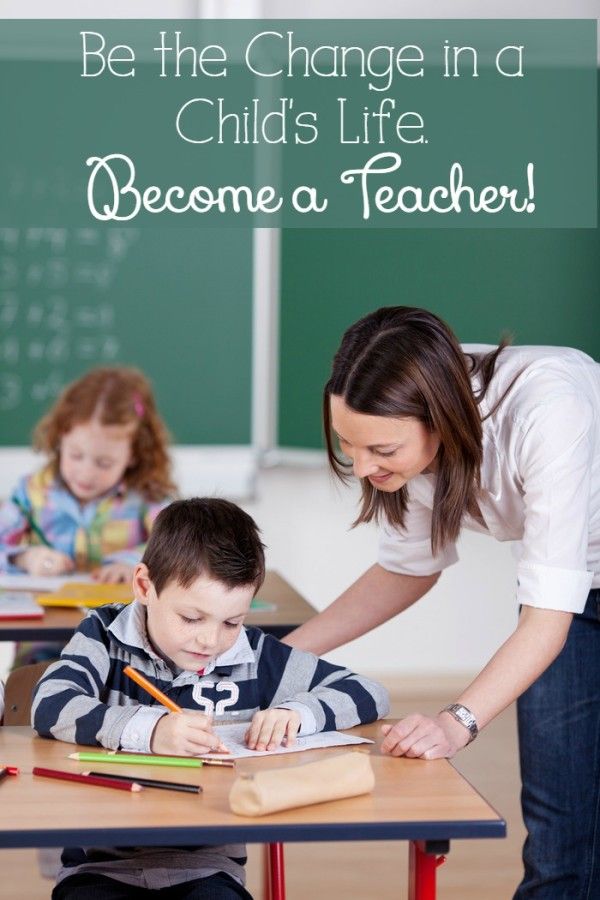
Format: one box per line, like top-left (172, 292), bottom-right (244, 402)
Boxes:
top-left (132, 393), bottom-right (145, 418)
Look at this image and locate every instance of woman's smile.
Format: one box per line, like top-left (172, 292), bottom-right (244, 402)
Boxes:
top-left (368, 471), bottom-right (394, 485)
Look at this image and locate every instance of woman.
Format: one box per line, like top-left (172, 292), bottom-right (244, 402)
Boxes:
top-left (284, 306), bottom-right (600, 899)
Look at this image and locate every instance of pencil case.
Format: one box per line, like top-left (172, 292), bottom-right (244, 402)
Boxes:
top-left (228, 751), bottom-right (374, 817)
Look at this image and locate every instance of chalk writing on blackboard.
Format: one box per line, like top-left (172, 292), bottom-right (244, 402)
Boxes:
top-left (0, 226), bottom-right (138, 412)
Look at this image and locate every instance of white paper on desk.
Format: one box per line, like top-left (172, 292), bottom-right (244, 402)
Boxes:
top-left (0, 572), bottom-right (94, 592)
top-left (206, 723), bottom-right (374, 759)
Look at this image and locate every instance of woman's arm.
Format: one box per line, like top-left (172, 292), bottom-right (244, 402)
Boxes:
top-left (282, 563), bottom-right (440, 655)
top-left (381, 604), bottom-right (573, 758)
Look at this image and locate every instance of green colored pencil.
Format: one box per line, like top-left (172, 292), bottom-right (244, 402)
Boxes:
top-left (68, 752), bottom-right (234, 768)
top-left (12, 496), bottom-right (52, 548)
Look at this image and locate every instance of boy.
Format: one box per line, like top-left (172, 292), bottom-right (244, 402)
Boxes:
top-left (32, 497), bottom-right (389, 900)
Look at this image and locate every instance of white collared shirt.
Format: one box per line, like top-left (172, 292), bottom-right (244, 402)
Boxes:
top-left (378, 344), bottom-right (600, 614)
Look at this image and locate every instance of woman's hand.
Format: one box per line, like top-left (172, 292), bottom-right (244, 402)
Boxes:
top-left (93, 563), bottom-right (134, 584)
top-left (14, 547), bottom-right (74, 576)
top-left (151, 711), bottom-right (229, 756)
top-left (380, 712), bottom-right (472, 760)
top-left (245, 708), bottom-right (301, 751)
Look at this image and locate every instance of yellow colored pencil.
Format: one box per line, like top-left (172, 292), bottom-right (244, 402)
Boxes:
top-left (123, 665), bottom-right (182, 713)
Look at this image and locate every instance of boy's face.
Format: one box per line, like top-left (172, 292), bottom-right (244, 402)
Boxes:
top-left (133, 565), bottom-right (254, 672)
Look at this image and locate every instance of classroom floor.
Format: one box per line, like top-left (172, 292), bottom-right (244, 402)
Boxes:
top-left (0, 682), bottom-right (525, 900)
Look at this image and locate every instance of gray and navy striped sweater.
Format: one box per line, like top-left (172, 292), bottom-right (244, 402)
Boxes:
top-left (31, 601), bottom-right (389, 891)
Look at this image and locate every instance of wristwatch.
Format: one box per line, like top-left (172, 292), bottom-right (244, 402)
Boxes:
top-left (441, 703), bottom-right (479, 744)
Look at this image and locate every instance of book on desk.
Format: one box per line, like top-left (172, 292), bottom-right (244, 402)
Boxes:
top-left (0, 579), bottom-right (276, 617)
top-left (0, 591), bottom-right (45, 620)
top-left (37, 582), bottom-right (134, 608)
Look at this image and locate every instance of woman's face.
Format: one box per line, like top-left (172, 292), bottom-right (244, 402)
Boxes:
top-left (330, 395), bottom-right (440, 492)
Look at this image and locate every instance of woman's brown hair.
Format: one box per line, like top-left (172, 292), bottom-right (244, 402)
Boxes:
top-left (34, 367), bottom-right (176, 502)
top-left (323, 307), bottom-right (508, 554)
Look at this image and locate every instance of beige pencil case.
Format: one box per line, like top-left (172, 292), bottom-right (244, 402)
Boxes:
top-left (229, 751), bottom-right (375, 817)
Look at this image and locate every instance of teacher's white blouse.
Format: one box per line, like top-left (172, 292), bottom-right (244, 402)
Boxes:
top-left (378, 345), bottom-right (600, 614)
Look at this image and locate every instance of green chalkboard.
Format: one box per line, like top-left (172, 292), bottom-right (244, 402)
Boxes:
top-left (279, 59), bottom-right (600, 448)
top-left (278, 223), bottom-right (600, 448)
top-left (0, 227), bottom-right (253, 446)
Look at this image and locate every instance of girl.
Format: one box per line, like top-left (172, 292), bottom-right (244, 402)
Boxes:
top-left (284, 306), bottom-right (600, 899)
top-left (0, 366), bottom-right (176, 661)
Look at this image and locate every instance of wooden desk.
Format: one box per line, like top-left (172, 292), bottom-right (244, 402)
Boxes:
top-left (0, 570), bottom-right (314, 642)
top-left (0, 723), bottom-right (505, 899)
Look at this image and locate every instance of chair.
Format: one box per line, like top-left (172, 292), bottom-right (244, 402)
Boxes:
top-left (3, 660), bottom-right (55, 725)
top-left (3, 661), bottom-right (286, 899)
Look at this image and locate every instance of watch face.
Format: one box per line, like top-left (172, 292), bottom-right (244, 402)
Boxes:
top-left (445, 704), bottom-right (478, 739)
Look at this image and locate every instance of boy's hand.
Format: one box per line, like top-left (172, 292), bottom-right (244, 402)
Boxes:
top-left (245, 708), bottom-right (301, 751)
top-left (14, 547), bottom-right (74, 576)
top-left (151, 711), bottom-right (229, 756)
top-left (93, 563), bottom-right (134, 583)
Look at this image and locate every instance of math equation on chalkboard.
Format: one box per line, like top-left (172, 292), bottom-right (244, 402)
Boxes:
top-left (0, 226), bottom-right (138, 415)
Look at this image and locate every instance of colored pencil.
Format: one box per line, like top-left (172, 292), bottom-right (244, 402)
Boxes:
top-left (0, 767), bottom-right (8, 784)
top-left (12, 496), bottom-right (52, 548)
top-left (123, 664), bottom-right (230, 754)
top-left (69, 752), bottom-right (204, 767)
top-left (123, 665), bottom-right (182, 713)
top-left (33, 766), bottom-right (143, 792)
top-left (69, 751), bottom-right (234, 768)
top-left (84, 771), bottom-right (202, 793)
top-left (197, 757), bottom-right (236, 768)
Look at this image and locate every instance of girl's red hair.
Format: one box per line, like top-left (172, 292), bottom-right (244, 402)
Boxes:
top-left (34, 367), bottom-right (176, 502)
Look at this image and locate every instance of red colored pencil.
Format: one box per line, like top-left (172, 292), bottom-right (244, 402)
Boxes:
top-left (33, 767), bottom-right (143, 792)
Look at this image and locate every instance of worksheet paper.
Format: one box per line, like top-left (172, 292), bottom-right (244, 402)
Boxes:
top-left (208, 723), bottom-right (374, 759)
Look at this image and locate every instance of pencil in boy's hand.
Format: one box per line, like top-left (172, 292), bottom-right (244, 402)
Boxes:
top-left (123, 664), bottom-right (231, 754)
top-left (84, 771), bottom-right (202, 793)
top-left (33, 766), bottom-right (143, 792)
top-left (123, 665), bottom-right (182, 713)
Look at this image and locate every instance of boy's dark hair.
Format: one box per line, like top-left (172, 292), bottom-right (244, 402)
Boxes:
top-left (142, 498), bottom-right (266, 595)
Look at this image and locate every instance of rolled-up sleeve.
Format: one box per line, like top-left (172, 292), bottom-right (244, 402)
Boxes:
top-left (377, 486), bottom-right (459, 576)
top-left (515, 394), bottom-right (595, 613)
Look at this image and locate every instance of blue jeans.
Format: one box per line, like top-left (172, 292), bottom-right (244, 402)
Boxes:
top-left (514, 589), bottom-right (600, 899)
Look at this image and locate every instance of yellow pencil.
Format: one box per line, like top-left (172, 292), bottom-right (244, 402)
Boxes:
top-left (123, 665), bottom-right (182, 713)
